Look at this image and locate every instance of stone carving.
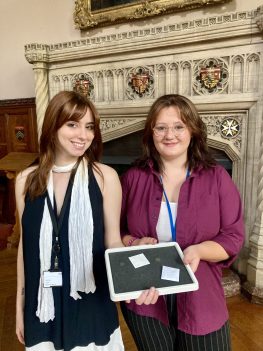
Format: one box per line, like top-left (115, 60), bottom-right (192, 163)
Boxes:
top-left (255, 5), bottom-right (263, 32)
top-left (199, 65), bottom-right (222, 91)
top-left (222, 270), bottom-right (241, 297)
top-left (246, 53), bottom-right (260, 92)
top-left (33, 63), bottom-right (49, 137)
top-left (245, 88), bottom-right (263, 294)
top-left (220, 118), bottom-right (241, 139)
top-left (194, 58), bottom-right (229, 95)
top-left (99, 113), bottom-right (243, 154)
top-left (127, 66), bottom-right (154, 99)
top-left (72, 73), bottom-right (94, 99)
top-left (130, 70), bottom-right (151, 96)
top-left (200, 114), bottom-right (243, 152)
top-left (100, 118), bottom-right (134, 133)
top-left (26, 11), bottom-right (256, 53)
top-left (48, 51), bottom-right (260, 103)
top-left (25, 44), bottom-right (49, 64)
top-left (231, 55), bottom-right (244, 92)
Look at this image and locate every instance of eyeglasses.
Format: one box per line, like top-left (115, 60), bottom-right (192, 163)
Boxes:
top-left (153, 124), bottom-right (186, 137)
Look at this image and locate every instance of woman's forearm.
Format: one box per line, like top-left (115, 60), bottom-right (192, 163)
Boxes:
top-left (16, 237), bottom-right (25, 313)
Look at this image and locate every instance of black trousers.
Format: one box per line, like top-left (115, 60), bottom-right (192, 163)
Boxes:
top-left (120, 295), bottom-right (231, 351)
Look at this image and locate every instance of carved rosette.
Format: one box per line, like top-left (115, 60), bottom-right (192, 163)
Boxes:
top-left (220, 118), bottom-right (241, 139)
top-left (127, 67), bottom-right (154, 99)
top-left (193, 58), bottom-right (229, 95)
top-left (201, 114), bottom-right (242, 151)
top-left (255, 5), bottom-right (263, 32)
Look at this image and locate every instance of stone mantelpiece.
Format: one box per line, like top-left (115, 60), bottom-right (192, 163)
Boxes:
top-left (255, 5), bottom-right (263, 32)
top-left (25, 6), bottom-right (263, 301)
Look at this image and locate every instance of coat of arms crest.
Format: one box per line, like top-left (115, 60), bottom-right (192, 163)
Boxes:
top-left (72, 74), bottom-right (94, 98)
top-left (130, 70), bottom-right (150, 96)
top-left (200, 65), bottom-right (221, 91)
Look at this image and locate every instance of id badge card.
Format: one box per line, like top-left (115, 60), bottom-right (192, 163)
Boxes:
top-left (43, 270), bottom-right (63, 288)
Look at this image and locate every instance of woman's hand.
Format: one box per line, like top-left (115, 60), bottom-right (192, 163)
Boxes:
top-left (183, 241), bottom-right (230, 272)
top-left (122, 235), bottom-right (157, 247)
top-left (133, 237), bottom-right (157, 246)
top-left (183, 245), bottom-right (201, 273)
top-left (16, 309), bottom-right (25, 344)
top-left (126, 287), bottom-right (159, 305)
top-left (136, 287), bottom-right (159, 305)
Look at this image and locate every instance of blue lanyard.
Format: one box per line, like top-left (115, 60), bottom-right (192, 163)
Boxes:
top-left (160, 168), bottom-right (190, 242)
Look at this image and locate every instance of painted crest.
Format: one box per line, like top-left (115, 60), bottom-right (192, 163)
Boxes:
top-left (130, 71), bottom-right (150, 96)
top-left (220, 118), bottom-right (240, 139)
top-left (73, 79), bottom-right (91, 97)
top-left (72, 73), bottom-right (94, 98)
top-left (200, 65), bottom-right (221, 90)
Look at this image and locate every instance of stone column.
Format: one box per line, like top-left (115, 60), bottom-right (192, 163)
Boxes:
top-left (25, 44), bottom-right (49, 138)
top-left (243, 110), bottom-right (263, 303)
top-left (242, 5), bottom-right (263, 304)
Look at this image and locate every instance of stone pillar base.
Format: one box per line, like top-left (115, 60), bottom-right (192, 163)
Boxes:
top-left (222, 269), bottom-right (241, 297)
top-left (242, 281), bottom-right (263, 304)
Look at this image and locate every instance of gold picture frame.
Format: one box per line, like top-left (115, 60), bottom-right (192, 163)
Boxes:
top-left (74, 0), bottom-right (232, 30)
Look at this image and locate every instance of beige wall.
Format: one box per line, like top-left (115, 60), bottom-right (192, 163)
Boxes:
top-left (0, 0), bottom-right (262, 100)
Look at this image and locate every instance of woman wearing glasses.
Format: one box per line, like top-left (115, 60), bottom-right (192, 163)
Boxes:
top-left (120, 94), bottom-right (244, 351)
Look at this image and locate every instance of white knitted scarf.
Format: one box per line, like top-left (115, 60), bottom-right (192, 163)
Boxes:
top-left (36, 158), bottom-right (96, 323)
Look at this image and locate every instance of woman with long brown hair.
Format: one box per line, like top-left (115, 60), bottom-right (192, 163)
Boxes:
top-left (15, 91), bottom-right (124, 350)
top-left (120, 94), bottom-right (245, 351)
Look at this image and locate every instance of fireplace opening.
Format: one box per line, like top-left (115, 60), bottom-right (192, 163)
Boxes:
top-left (102, 130), bottom-right (232, 176)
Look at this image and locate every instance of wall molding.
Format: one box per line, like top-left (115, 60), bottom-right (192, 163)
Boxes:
top-left (0, 98), bottom-right (35, 107)
top-left (25, 10), bottom-right (260, 65)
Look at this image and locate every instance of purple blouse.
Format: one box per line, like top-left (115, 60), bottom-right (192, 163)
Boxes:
top-left (120, 163), bottom-right (245, 335)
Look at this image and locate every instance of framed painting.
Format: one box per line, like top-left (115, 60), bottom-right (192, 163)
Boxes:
top-left (74, 0), bottom-right (232, 30)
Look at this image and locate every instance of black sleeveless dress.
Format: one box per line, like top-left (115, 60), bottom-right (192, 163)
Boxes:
top-left (22, 167), bottom-right (124, 351)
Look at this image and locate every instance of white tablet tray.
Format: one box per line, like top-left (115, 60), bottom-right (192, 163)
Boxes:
top-left (105, 242), bottom-right (199, 302)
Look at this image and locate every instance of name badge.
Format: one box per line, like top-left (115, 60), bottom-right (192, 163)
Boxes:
top-left (43, 271), bottom-right (63, 288)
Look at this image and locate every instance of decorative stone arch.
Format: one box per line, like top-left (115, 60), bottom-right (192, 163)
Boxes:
top-left (207, 137), bottom-right (241, 184)
top-left (101, 117), bottom-right (145, 143)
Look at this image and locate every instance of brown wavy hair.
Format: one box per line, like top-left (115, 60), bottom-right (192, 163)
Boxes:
top-left (136, 94), bottom-right (215, 172)
top-left (25, 90), bottom-right (103, 199)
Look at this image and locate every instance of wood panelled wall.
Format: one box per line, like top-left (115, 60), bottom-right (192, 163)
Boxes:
top-left (0, 98), bottom-right (38, 225)
top-left (0, 98), bottom-right (38, 159)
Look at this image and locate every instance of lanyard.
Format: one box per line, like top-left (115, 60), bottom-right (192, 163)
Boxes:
top-left (160, 168), bottom-right (190, 242)
top-left (46, 173), bottom-right (74, 270)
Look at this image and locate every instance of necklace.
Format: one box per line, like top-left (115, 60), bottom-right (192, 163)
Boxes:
top-left (52, 161), bottom-right (77, 173)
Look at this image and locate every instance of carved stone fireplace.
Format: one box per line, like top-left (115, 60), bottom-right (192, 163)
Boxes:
top-left (25, 5), bottom-right (263, 302)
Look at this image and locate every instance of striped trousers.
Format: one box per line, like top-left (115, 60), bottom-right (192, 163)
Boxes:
top-left (120, 295), bottom-right (231, 351)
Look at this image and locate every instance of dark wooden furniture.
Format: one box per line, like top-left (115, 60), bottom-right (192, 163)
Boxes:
top-left (0, 152), bottom-right (39, 247)
top-left (0, 98), bottom-right (38, 159)
top-left (0, 98), bottom-right (38, 230)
